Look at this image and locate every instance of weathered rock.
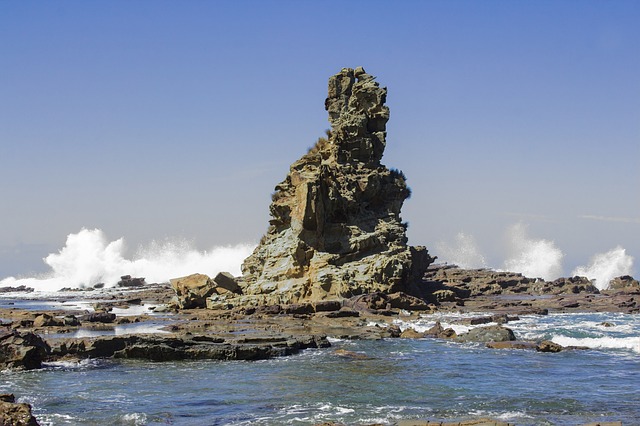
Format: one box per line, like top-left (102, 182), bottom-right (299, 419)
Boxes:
top-left (0, 394), bottom-right (40, 426)
top-left (117, 275), bottom-right (146, 287)
top-left (82, 312), bottom-right (116, 323)
top-left (213, 272), bottom-right (242, 294)
top-left (0, 330), bottom-right (50, 370)
top-left (536, 340), bottom-right (563, 353)
top-left (424, 264), bottom-right (600, 298)
top-left (457, 325), bottom-right (516, 343)
top-left (33, 314), bottom-right (63, 328)
top-left (49, 333), bottom-right (330, 362)
top-left (424, 321), bottom-right (457, 339)
top-left (238, 67), bottom-right (434, 306)
top-left (400, 328), bottom-right (425, 339)
top-left (386, 292), bottom-right (432, 310)
top-left (608, 275), bottom-right (640, 291)
top-left (170, 273), bottom-right (217, 309)
top-left (313, 300), bottom-right (342, 312)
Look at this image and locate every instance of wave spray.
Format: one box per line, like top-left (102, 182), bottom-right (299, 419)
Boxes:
top-left (0, 228), bottom-right (255, 292)
top-left (572, 247), bottom-right (634, 290)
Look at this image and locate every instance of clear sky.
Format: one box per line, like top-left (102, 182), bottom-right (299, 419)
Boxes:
top-left (1, 1), bottom-right (639, 279)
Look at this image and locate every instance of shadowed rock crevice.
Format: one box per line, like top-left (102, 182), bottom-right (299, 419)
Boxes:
top-left (236, 67), bottom-right (435, 306)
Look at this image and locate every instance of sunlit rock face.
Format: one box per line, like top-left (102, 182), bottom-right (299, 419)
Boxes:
top-left (237, 67), bottom-right (434, 306)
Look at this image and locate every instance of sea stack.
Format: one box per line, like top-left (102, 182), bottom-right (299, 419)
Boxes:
top-left (237, 67), bottom-right (434, 306)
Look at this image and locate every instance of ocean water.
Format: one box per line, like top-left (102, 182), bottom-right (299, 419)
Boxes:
top-left (2, 311), bottom-right (639, 426)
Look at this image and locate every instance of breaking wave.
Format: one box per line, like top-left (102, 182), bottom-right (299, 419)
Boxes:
top-left (436, 223), bottom-right (635, 288)
top-left (435, 232), bottom-right (487, 269)
top-left (571, 246), bottom-right (634, 290)
top-left (503, 223), bottom-right (564, 281)
top-left (0, 228), bottom-right (255, 292)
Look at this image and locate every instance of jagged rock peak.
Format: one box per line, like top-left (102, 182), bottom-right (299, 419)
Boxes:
top-left (233, 68), bottom-right (434, 307)
top-left (325, 67), bottom-right (389, 165)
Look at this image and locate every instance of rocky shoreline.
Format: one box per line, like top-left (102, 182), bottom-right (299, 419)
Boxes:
top-left (1, 67), bottom-right (637, 425)
top-left (1, 275), bottom-right (636, 425)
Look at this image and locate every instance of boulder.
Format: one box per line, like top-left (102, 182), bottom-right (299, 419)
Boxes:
top-left (424, 321), bottom-right (457, 339)
top-left (117, 275), bottom-right (146, 287)
top-left (0, 331), bottom-right (50, 370)
top-left (457, 325), bottom-right (516, 343)
top-left (0, 394), bottom-right (40, 426)
top-left (170, 273), bottom-right (216, 309)
top-left (213, 272), bottom-right (242, 294)
top-left (33, 314), bottom-right (63, 327)
top-left (82, 312), bottom-right (116, 323)
top-left (536, 340), bottom-right (563, 353)
top-left (238, 67), bottom-right (435, 306)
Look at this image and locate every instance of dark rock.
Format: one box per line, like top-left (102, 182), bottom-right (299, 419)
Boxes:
top-left (82, 312), bottom-right (116, 323)
top-left (255, 305), bottom-right (282, 315)
top-left (0, 331), bottom-right (50, 370)
top-left (313, 300), bottom-right (343, 312)
top-left (284, 303), bottom-right (314, 315)
top-left (386, 325), bottom-right (401, 338)
top-left (323, 307), bottom-right (359, 318)
top-left (117, 275), bottom-right (146, 287)
top-left (213, 272), bottom-right (242, 294)
top-left (0, 285), bottom-right (34, 293)
top-left (423, 321), bottom-right (456, 339)
top-left (386, 292), bottom-right (431, 310)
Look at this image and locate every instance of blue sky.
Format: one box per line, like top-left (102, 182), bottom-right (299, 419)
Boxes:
top-left (1, 1), bottom-right (639, 278)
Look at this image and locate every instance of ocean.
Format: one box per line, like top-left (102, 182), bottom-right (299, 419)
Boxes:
top-left (1, 305), bottom-right (639, 425)
top-left (1, 228), bottom-right (639, 425)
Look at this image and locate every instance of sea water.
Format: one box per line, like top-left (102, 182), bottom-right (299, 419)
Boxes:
top-left (1, 311), bottom-right (639, 426)
top-left (1, 228), bottom-right (638, 424)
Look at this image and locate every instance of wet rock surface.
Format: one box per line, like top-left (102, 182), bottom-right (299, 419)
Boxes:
top-left (0, 394), bottom-right (40, 426)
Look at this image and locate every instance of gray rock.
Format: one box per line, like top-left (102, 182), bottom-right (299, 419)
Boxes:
top-left (457, 325), bottom-right (516, 343)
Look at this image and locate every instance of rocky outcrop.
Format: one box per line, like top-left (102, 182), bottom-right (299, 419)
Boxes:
top-left (608, 275), bottom-right (640, 291)
top-left (236, 67), bottom-right (434, 307)
top-left (0, 330), bottom-right (50, 370)
top-left (457, 325), bottom-right (516, 343)
top-left (424, 264), bottom-right (600, 299)
top-left (48, 333), bottom-right (330, 362)
top-left (171, 273), bottom-right (243, 309)
top-left (0, 394), bottom-right (40, 426)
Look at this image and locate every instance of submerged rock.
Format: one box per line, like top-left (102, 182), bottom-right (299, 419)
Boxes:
top-left (237, 67), bottom-right (434, 307)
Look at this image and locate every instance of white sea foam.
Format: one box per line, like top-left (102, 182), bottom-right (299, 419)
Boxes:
top-left (551, 335), bottom-right (640, 354)
top-left (0, 228), bottom-right (255, 292)
top-left (503, 223), bottom-right (564, 280)
top-left (436, 232), bottom-right (487, 269)
top-left (571, 246), bottom-right (634, 290)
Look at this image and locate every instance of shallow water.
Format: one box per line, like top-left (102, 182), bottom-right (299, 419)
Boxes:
top-left (2, 312), bottom-right (639, 425)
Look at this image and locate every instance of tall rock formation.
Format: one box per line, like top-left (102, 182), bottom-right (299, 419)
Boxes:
top-left (236, 67), bottom-right (434, 306)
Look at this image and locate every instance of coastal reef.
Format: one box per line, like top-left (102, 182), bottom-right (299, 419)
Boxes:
top-left (234, 67), bottom-right (434, 306)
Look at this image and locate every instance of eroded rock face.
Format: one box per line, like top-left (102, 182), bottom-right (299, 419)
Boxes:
top-left (238, 67), bottom-right (434, 306)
